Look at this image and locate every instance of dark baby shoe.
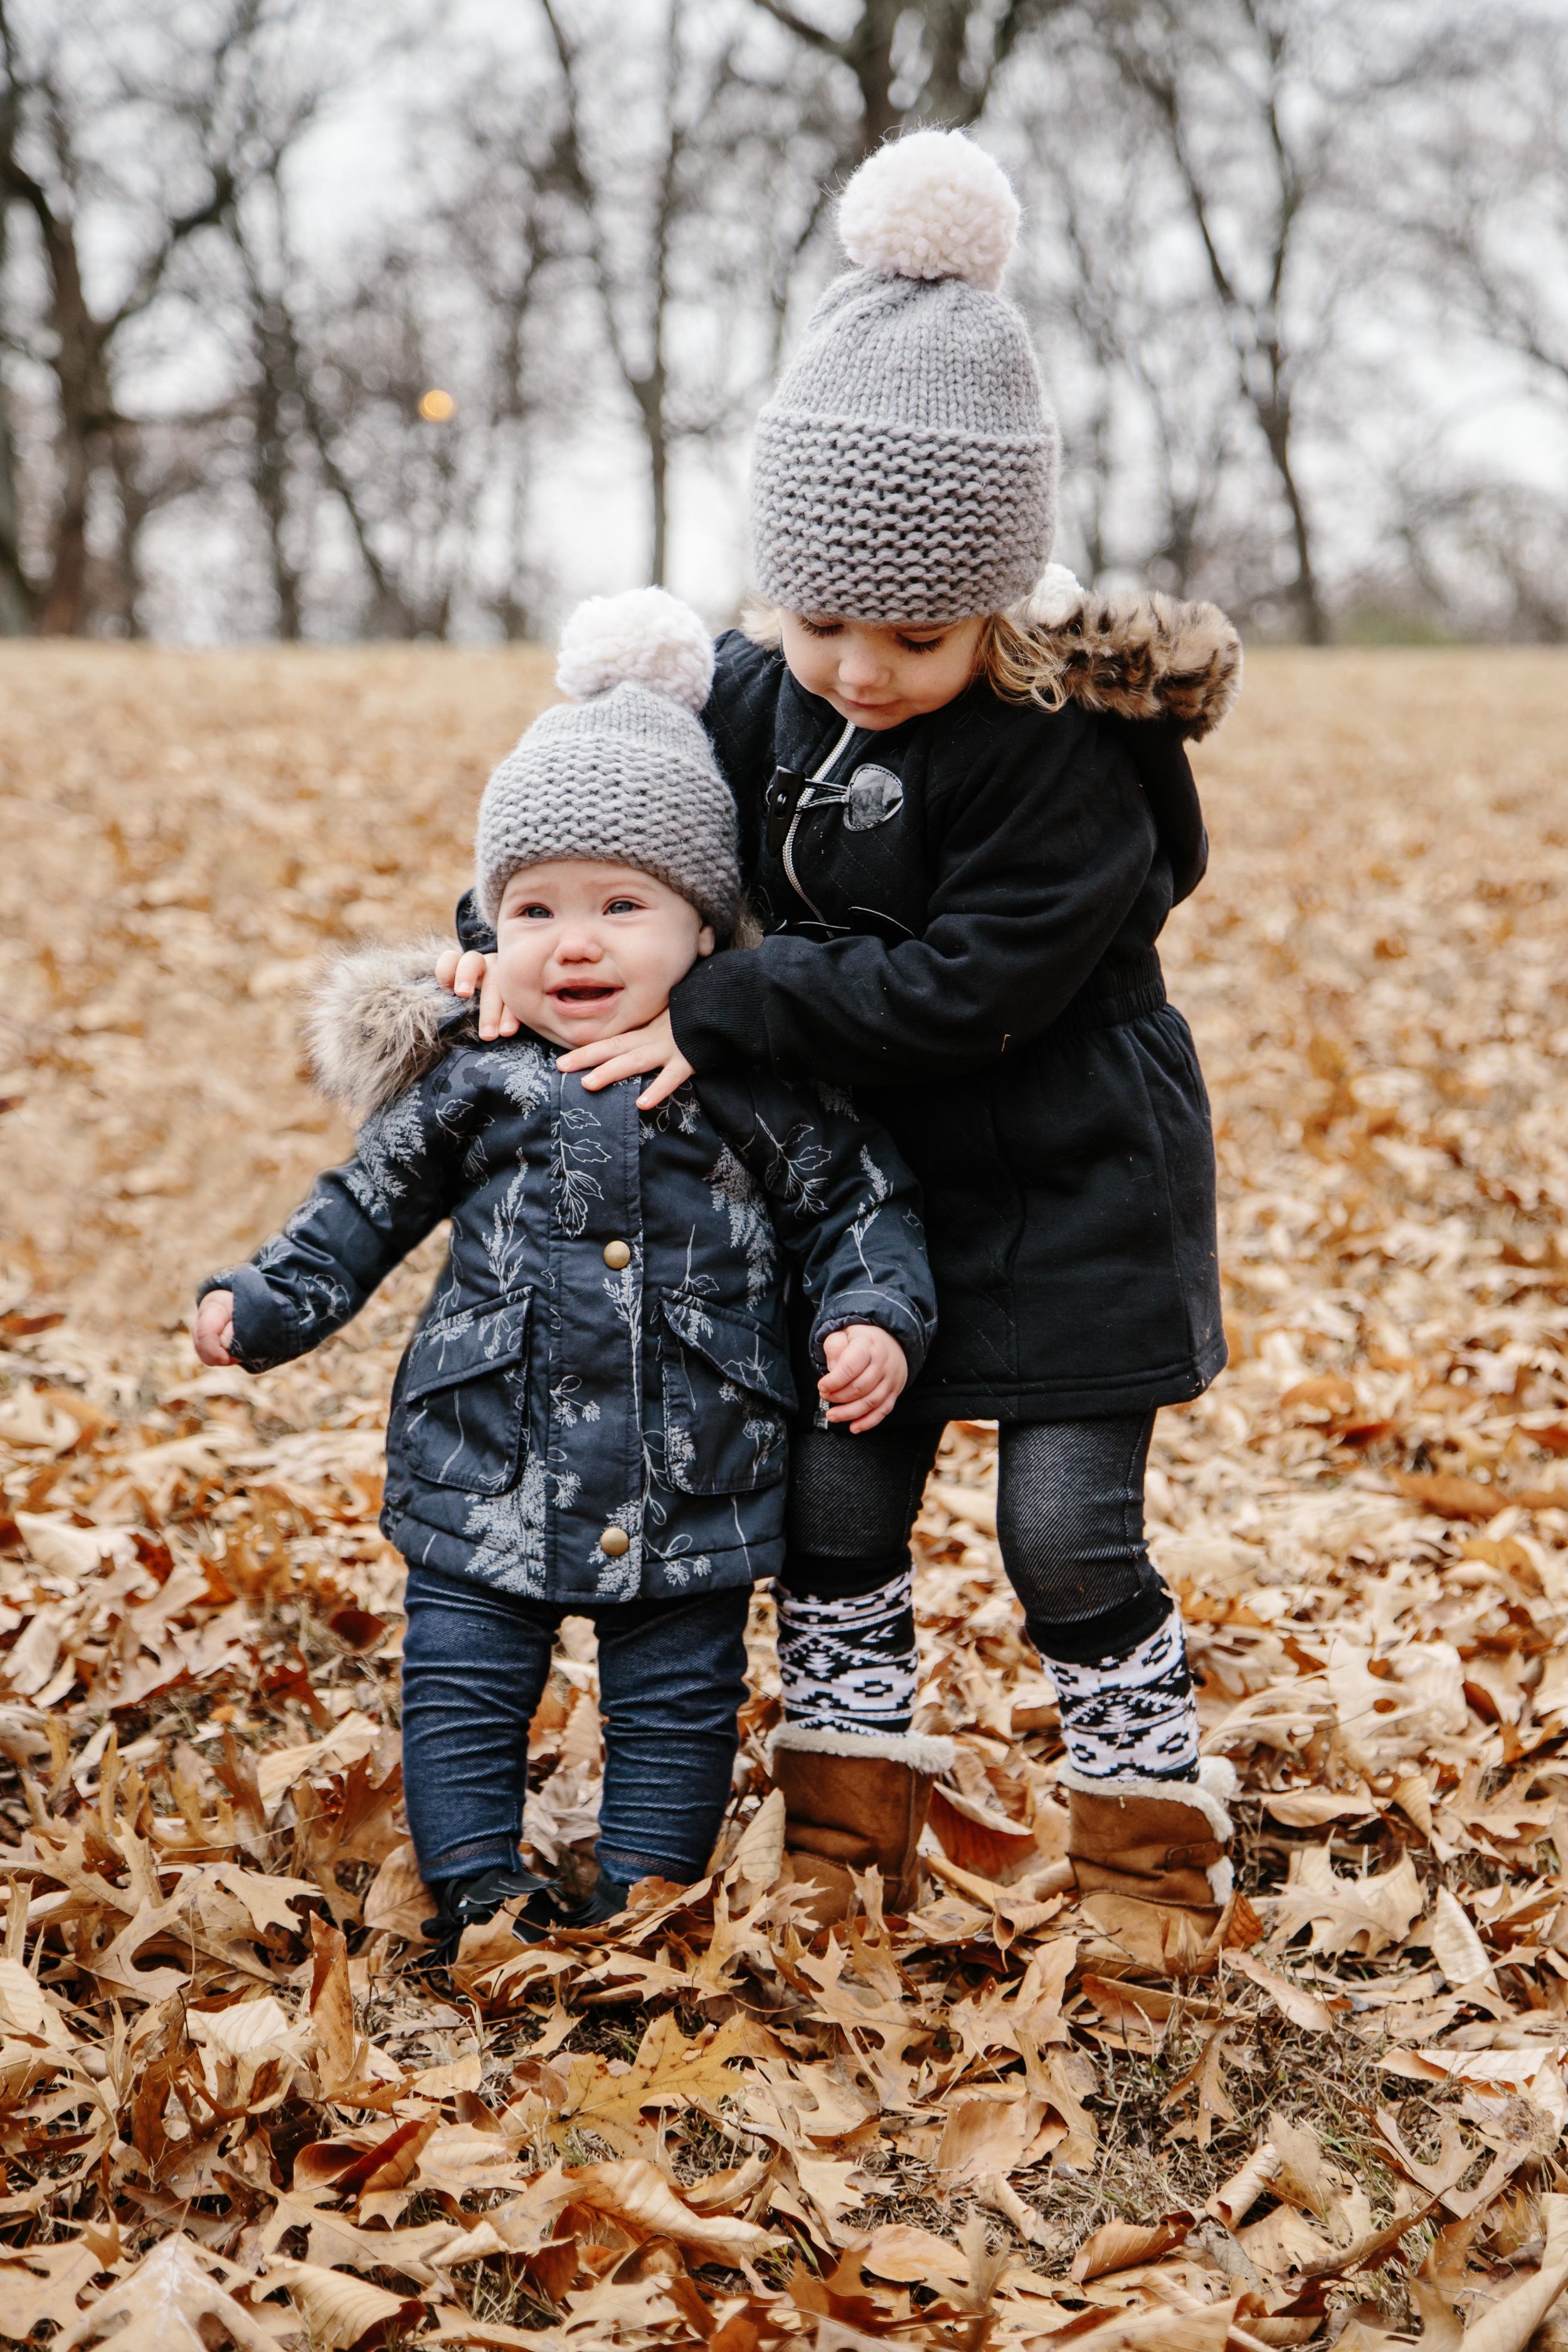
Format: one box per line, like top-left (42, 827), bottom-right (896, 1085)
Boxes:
top-left (512, 1873), bottom-right (633, 1942)
top-left (419, 1863), bottom-right (553, 1964)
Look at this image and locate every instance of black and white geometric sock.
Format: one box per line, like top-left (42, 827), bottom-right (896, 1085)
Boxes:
top-left (1038, 1611), bottom-right (1200, 1781)
top-left (775, 1570), bottom-right (917, 1733)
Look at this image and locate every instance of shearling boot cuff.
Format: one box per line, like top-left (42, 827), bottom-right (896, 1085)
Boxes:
top-left (1059, 1755), bottom-right (1236, 1902)
top-left (771, 1724), bottom-right (953, 1923)
top-left (771, 1723), bottom-right (955, 1775)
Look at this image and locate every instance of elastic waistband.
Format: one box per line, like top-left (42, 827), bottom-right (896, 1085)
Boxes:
top-left (1050, 949), bottom-right (1167, 1042)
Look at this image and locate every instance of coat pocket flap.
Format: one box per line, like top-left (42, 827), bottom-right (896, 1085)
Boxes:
top-left (659, 1292), bottom-right (795, 1410)
top-left (403, 1293), bottom-right (532, 1401)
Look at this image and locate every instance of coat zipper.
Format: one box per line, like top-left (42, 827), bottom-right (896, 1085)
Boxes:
top-left (782, 717), bottom-right (857, 927)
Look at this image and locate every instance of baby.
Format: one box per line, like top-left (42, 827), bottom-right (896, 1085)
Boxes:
top-left (194, 590), bottom-right (935, 1955)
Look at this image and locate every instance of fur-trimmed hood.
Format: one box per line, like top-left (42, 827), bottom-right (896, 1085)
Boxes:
top-left (1009, 569), bottom-right (1241, 739)
top-left (305, 936), bottom-right (475, 1123)
top-left (746, 570), bottom-right (1241, 739)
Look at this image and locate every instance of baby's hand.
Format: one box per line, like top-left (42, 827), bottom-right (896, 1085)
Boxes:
top-left (818, 1324), bottom-right (908, 1433)
top-left (193, 1291), bottom-right (236, 1367)
top-left (434, 946), bottom-right (517, 1041)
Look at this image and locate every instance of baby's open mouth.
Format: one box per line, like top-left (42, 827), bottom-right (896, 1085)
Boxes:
top-left (551, 983), bottom-right (620, 1005)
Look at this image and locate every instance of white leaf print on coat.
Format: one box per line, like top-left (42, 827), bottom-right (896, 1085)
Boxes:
top-left (254, 1203), bottom-right (350, 1328)
top-left (495, 1038), bottom-right (553, 1113)
top-left (344, 1089), bottom-right (427, 1215)
top-left (654, 1534), bottom-right (713, 1590)
top-left (755, 1115), bottom-right (831, 1216)
top-left (704, 1146), bottom-right (776, 1308)
top-left (593, 1502), bottom-right (642, 1601)
top-left (550, 1376), bottom-right (601, 1429)
top-left (641, 1081), bottom-right (700, 1141)
top-left (484, 1163), bottom-right (531, 1293)
top-left (466, 1454), bottom-right (548, 1593)
top-left (552, 1104), bottom-right (610, 1236)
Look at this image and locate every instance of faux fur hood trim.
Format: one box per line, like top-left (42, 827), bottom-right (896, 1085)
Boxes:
top-left (1058, 1754), bottom-right (1236, 1842)
top-left (771, 1723), bottom-right (955, 1775)
top-left (305, 936), bottom-right (475, 1121)
top-left (1007, 576), bottom-right (1242, 740)
top-left (746, 575), bottom-right (1242, 739)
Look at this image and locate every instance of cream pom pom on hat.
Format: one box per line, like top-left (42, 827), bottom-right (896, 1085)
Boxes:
top-left (474, 587), bottom-right (741, 933)
top-left (750, 129), bottom-right (1058, 623)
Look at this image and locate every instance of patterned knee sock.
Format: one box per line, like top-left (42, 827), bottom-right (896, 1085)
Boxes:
top-left (775, 1570), bottom-right (917, 1734)
top-left (1036, 1611), bottom-right (1200, 1781)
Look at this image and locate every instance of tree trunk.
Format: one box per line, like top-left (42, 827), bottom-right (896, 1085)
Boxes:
top-left (842, 0), bottom-right (902, 150)
top-left (632, 366), bottom-right (669, 587)
top-left (647, 408), bottom-right (669, 588)
top-left (0, 202), bottom-right (30, 632)
top-left (0, 368), bottom-right (29, 633)
top-left (250, 302), bottom-right (303, 638)
top-left (107, 426), bottom-right (148, 638)
top-left (1256, 386), bottom-right (1326, 644)
top-left (33, 206), bottom-right (106, 636)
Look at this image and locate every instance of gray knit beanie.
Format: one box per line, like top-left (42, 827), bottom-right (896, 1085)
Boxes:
top-left (474, 588), bottom-right (740, 934)
top-left (750, 130), bottom-right (1057, 623)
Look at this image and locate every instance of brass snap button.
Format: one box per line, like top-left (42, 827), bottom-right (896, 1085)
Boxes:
top-left (602, 1239), bottom-right (632, 1269)
top-left (600, 1526), bottom-right (631, 1557)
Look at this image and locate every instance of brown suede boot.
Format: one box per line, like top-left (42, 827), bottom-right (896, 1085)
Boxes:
top-left (1060, 1757), bottom-right (1243, 1978)
top-left (771, 1726), bottom-right (954, 1925)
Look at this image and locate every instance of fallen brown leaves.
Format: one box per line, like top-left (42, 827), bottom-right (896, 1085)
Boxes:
top-left (1, 646), bottom-right (1568, 2346)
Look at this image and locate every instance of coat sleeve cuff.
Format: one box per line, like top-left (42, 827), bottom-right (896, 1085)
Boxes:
top-left (810, 1290), bottom-right (931, 1379)
top-left (669, 950), bottom-right (770, 1074)
top-left (198, 1266), bottom-right (306, 1374)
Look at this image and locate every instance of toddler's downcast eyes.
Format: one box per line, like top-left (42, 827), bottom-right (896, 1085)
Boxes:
top-left (605, 898), bottom-right (641, 914)
top-left (797, 616), bottom-right (842, 638)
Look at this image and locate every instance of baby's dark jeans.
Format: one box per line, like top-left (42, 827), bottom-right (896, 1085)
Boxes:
top-left (400, 1565), bottom-right (750, 1890)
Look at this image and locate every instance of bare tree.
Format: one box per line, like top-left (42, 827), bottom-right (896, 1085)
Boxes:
top-left (0, 2), bottom-right (262, 632)
top-left (1007, 48), bottom-right (1258, 605)
top-left (536, 0), bottom-right (823, 586)
top-left (1390, 10), bottom-right (1568, 407)
top-left (750, 0), bottom-right (1074, 149)
top-left (1080, 0), bottom-right (1364, 641)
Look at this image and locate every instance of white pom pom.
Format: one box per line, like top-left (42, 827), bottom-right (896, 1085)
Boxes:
top-left (555, 586), bottom-right (714, 711)
top-left (838, 130), bottom-right (1019, 292)
top-left (1020, 564), bottom-right (1083, 628)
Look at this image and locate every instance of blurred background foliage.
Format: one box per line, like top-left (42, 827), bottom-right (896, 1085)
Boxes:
top-left (1, 0), bottom-right (1562, 645)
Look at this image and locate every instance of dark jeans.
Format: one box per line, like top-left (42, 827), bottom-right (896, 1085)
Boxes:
top-left (400, 1567), bottom-right (750, 1888)
top-left (781, 1412), bottom-right (1169, 1665)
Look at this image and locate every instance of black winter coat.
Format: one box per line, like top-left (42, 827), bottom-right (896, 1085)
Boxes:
top-left (677, 622), bottom-right (1231, 1421)
top-left (202, 947), bottom-right (935, 1603)
top-left (454, 593), bottom-right (1241, 1425)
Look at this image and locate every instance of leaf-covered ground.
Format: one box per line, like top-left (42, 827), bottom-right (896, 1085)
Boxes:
top-left (1, 645), bottom-right (1567, 2349)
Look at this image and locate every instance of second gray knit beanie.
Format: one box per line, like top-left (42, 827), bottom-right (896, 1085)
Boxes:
top-left (750, 130), bottom-right (1057, 623)
top-left (474, 588), bottom-right (741, 934)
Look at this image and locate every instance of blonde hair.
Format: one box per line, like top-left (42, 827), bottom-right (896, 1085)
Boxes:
top-left (741, 600), bottom-right (1071, 713)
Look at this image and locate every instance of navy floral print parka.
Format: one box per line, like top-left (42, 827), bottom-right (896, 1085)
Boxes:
top-left (201, 947), bottom-right (935, 1606)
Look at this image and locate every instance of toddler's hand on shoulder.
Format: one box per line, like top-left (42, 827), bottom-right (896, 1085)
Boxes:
top-left (818, 1323), bottom-right (908, 1433)
top-left (558, 1010), bottom-right (694, 1109)
top-left (435, 946), bottom-right (517, 1041)
top-left (193, 1291), bottom-right (236, 1367)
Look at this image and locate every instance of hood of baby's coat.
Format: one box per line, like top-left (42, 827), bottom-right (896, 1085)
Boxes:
top-left (306, 938), bottom-right (477, 1122)
top-left (1028, 586), bottom-right (1242, 739)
